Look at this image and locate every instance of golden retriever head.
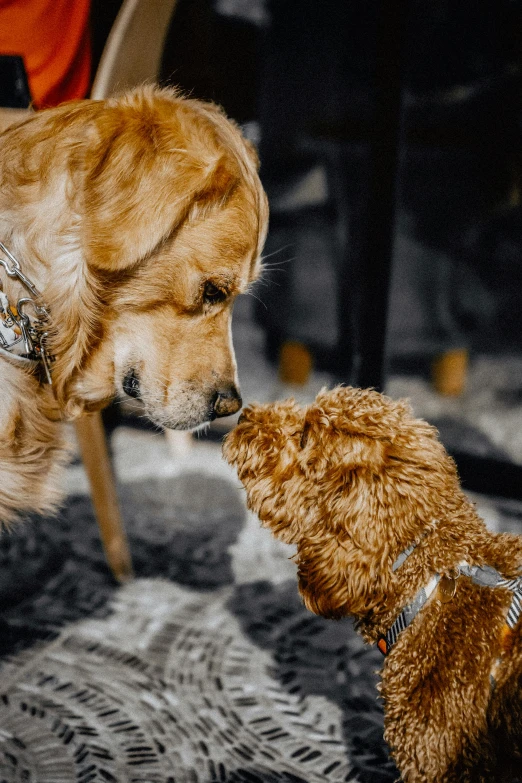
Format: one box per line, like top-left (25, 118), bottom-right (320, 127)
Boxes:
top-left (224, 385), bottom-right (466, 620)
top-left (0, 86), bottom-right (268, 428)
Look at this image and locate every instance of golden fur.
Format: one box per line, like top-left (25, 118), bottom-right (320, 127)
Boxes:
top-left (223, 385), bottom-right (522, 782)
top-left (0, 86), bottom-right (268, 523)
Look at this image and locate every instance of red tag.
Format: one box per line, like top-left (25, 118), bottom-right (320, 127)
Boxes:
top-left (377, 637), bottom-right (388, 656)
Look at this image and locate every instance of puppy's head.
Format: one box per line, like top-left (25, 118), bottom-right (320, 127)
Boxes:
top-left (224, 385), bottom-right (461, 619)
top-left (4, 86), bottom-right (268, 428)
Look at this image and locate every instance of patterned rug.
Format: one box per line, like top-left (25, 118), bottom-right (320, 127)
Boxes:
top-left (0, 470), bottom-right (397, 783)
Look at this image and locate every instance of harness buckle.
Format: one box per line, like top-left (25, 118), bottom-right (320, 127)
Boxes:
top-left (438, 575), bottom-right (457, 603)
top-left (438, 567), bottom-right (460, 604)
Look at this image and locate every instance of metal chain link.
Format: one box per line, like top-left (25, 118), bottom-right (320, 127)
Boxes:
top-left (0, 241), bottom-right (53, 383)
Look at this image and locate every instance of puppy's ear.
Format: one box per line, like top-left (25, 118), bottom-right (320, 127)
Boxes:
top-left (81, 106), bottom-right (239, 272)
top-left (299, 406), bottom-right (388, 479)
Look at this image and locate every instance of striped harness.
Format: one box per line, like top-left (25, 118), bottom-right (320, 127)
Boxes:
top-left (377, 550), bottom-right (522, 658)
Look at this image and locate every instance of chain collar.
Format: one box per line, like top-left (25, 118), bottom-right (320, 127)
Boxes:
top-left (0, 241), bottom-right (54, 383)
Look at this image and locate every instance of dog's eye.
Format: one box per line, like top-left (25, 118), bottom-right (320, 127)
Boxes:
top-left (203, 282), bottom-right (226, 304)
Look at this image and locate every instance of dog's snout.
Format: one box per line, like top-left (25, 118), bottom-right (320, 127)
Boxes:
top-left (123, 368), bottom-right (141, 399)
top-left (212, 386), bottom-right (242, 419)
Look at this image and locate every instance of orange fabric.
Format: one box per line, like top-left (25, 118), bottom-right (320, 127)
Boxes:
top-left (377, 637), bottom-right (388, 656)
top-left (0, 0), bottom-right (91, 108)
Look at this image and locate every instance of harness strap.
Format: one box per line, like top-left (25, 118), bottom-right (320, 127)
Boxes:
top-left (378, 559), bottom-right (522, 657)
top-left (392, 543), bottom-right (416, 572)
top-left (378, 574), bottom-right (440, 655)
top-left (459, 563), bottom-right (522, 630)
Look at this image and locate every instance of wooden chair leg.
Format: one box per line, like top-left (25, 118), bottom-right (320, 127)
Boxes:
top-left (278, 340), bottom-right (313, 386)
top-left (74, 412), bottom-right (133, 582)
top-left (432, 348), bottom-right (469, 397)
top-left (165, 428), bottom-right (193, 458)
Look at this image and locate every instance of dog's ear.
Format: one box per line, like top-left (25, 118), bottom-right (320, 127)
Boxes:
top-left (243, 138), bottom-right (261, 169)
top-left (81, 102), bottom-right (240, 272)
top-left (299, 405), bottom-right (389, 479)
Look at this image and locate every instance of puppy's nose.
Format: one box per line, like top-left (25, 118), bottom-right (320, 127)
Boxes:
top-left (212, 386), bottom-right (242, 418)
top-left (123, 368), bottom-right (141, 399)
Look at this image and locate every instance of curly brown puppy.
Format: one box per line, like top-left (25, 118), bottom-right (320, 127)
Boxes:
top-left (223, 385), bottom-right (522, 782)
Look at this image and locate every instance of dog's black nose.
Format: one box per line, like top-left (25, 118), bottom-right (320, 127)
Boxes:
top-left (123, 368), bottom-right (141, 399)
top-left (211, 386), bottom-right (242, 419)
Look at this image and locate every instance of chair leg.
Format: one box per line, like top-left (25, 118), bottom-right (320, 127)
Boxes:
top-left (432, 348), bottom-right (469, 397)
top-left (165, 428), bottom-right (193, 458)
top-left (278, 341), bottom-right (313, 386)
top-left (74, 412), bottom-right (133, 582)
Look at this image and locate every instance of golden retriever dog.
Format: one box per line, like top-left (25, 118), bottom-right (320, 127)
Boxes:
top-left (224, 386), bottom-right (522, 782)
top-left (0, 86), bottom-right (268, 523)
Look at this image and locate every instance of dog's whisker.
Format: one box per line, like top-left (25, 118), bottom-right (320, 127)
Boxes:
top-left (257, 278), bottom-right (282, 290)
top-left (245, 290), bottom-right (267, 309)
top-left (260, 260), bottom-right (295, 272)
top-left (249, 279), bottom-right (271, 291)
top-left (257, 261), bottom-right (296, 281)
top-left (258, 267), bottom-right (291, 275)
top-left (260, 244), bottom-right (294, 263)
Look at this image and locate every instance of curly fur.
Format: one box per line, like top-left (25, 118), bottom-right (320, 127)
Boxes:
top-left (223, 385), bottom-right (522, 782)
top-left (0, 86), bottom-right (267, 524)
